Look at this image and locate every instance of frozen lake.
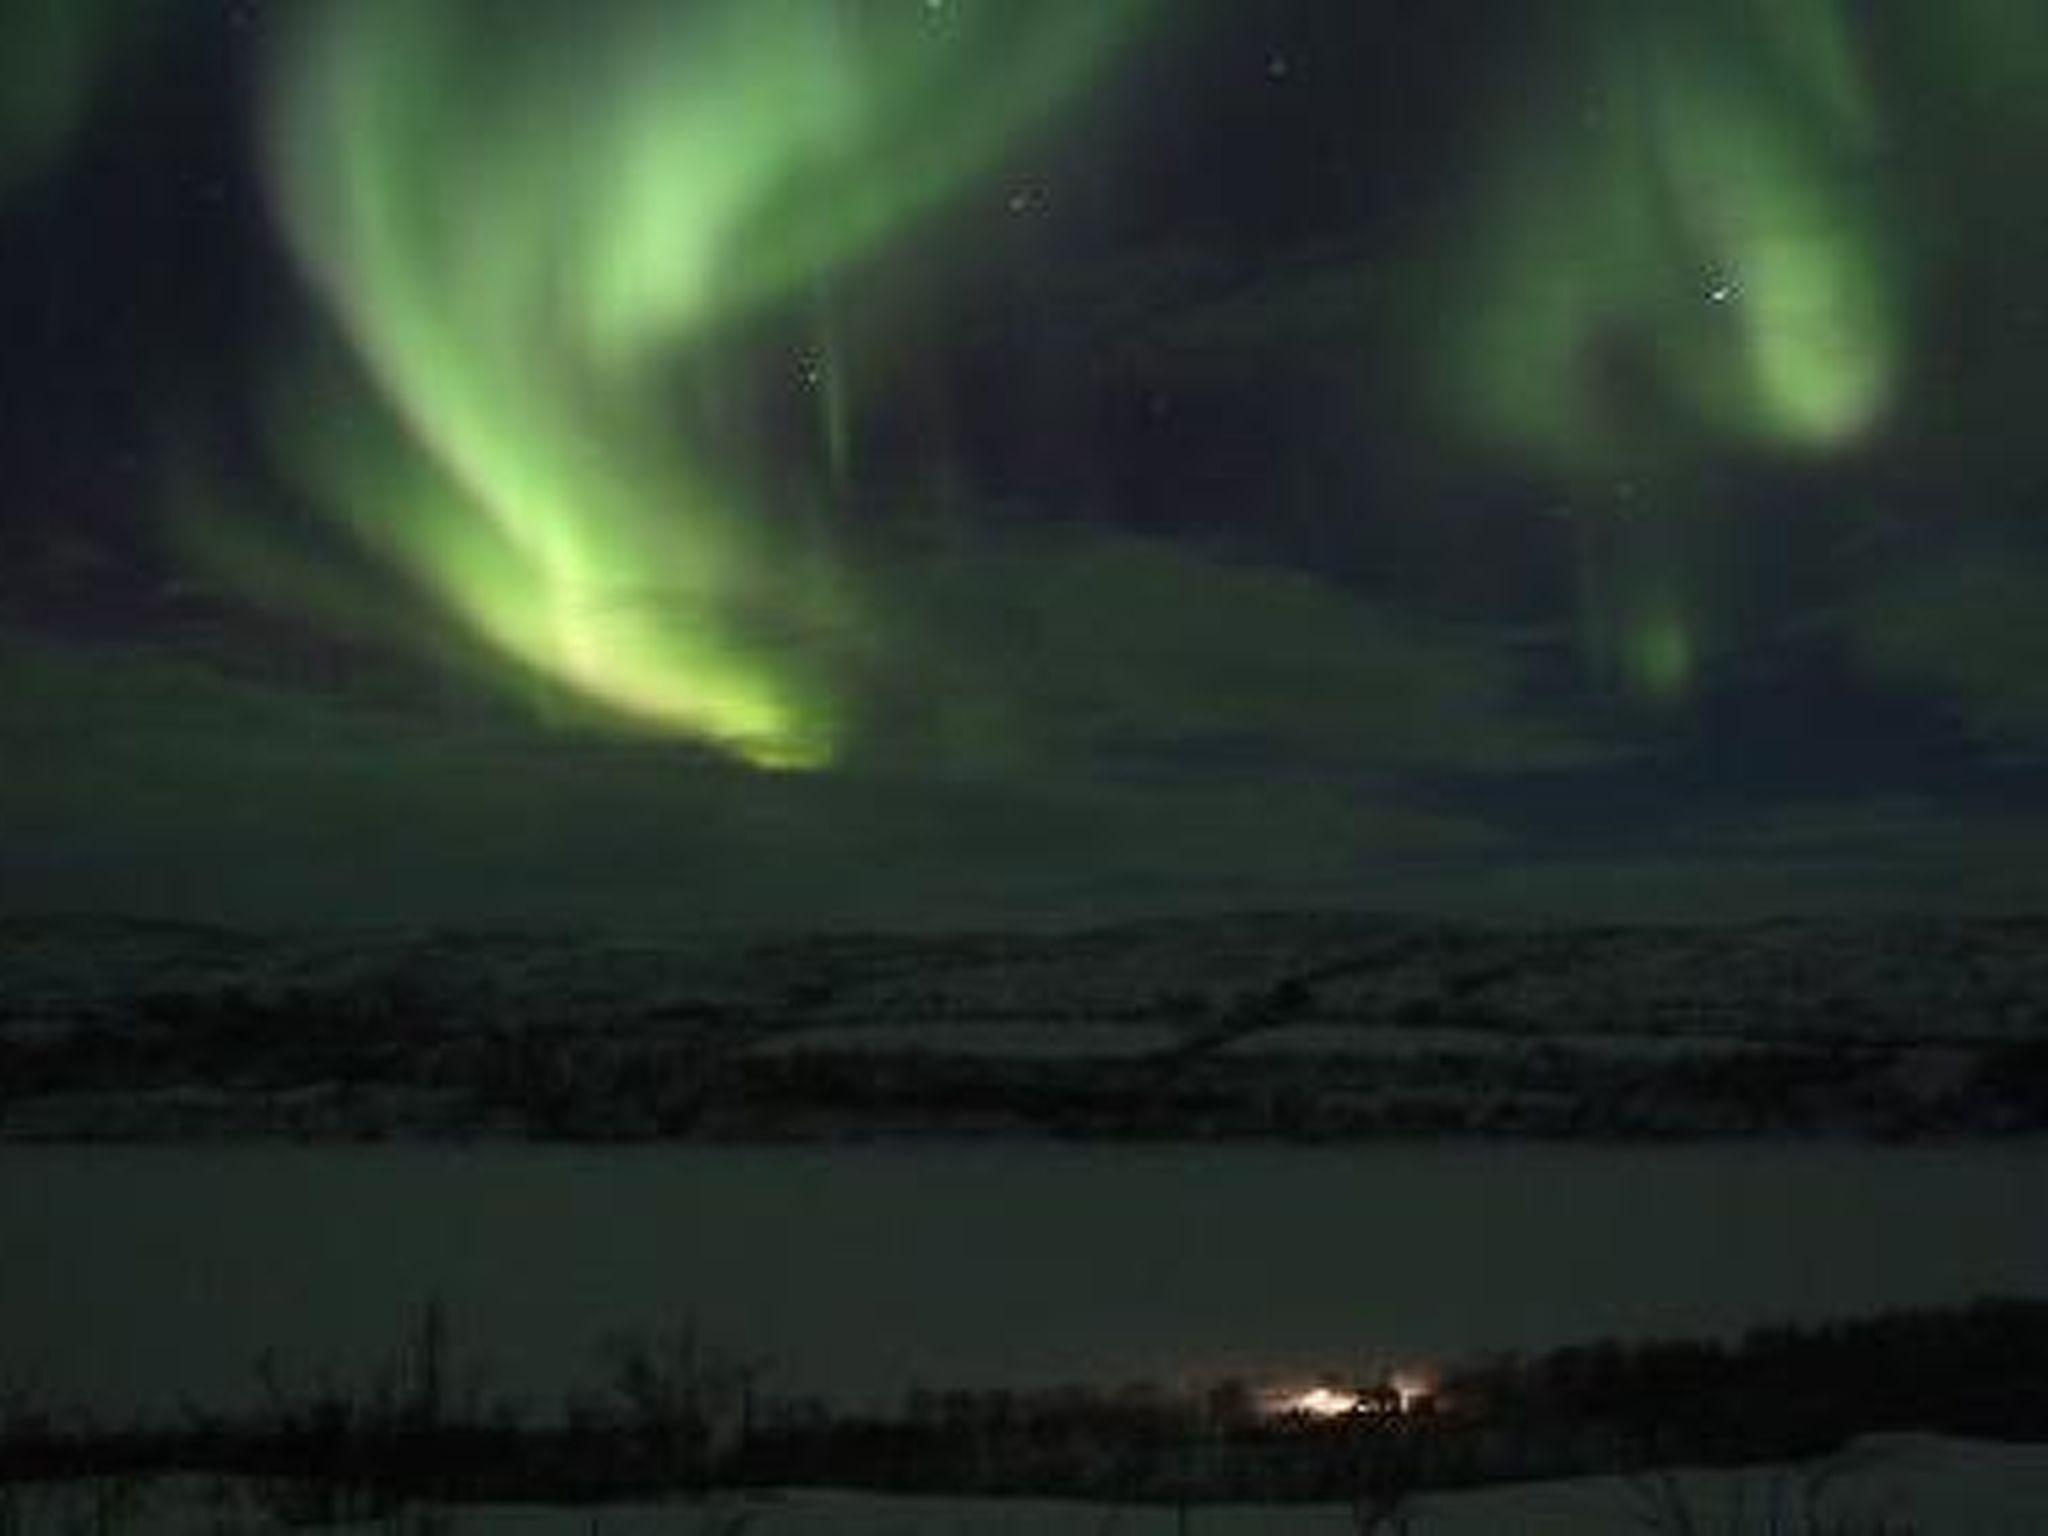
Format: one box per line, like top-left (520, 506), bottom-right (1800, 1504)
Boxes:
top-left (3, 1141), bottom-right (2044, 1416)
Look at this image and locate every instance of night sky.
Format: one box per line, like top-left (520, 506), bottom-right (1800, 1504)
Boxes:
top-left (7, 0), bottom-right (2048, 932)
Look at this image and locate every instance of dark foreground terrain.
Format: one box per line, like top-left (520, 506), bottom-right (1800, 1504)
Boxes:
top-left (5, 1300), bottom-right (2045, 1514)
top-left (4, 912), bottom-right (2048, 1141)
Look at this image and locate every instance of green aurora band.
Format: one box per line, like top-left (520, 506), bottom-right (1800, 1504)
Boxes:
top-left (0, 0), bottom-right (143, 194)
top-left (154, 1), bottom-right (2048, 753)
top-left (258, 0), bottom-right (1150, 768)
top-left (1446, 0), bottom-right (1900, 468)
top-left (1434, 1), bottom-right (1904, 703)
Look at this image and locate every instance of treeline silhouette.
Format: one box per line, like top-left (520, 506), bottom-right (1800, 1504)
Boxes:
top-left (2, 1299), bottom-right (2043, 1511)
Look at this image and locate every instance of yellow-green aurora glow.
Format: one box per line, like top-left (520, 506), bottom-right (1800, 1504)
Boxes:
top-left (1443, 0), bottom-right (1901, 469)
top-left (158, 0), bottom-right (2044, 750)
top-left (1423, 1), bottom-right (1905, 704)
top-left (257, 0), bottom-right (1150, 768)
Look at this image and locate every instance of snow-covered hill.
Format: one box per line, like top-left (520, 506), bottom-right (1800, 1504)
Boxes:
top-left (4, 912), bottom-right (2046, 1140)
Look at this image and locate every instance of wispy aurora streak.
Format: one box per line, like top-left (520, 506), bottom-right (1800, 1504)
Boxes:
top-left (1448, 1), bottom-right (1899, 468)
top-left (260, 0), bottom-right (1148, 768)
top-left (0, 0), bottom-right (138, 193)
top-left (1434, 2), bottom-right (1902, 703)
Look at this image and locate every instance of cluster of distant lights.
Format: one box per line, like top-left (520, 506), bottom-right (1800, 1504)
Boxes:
top-left (1266, 1372), bottom-right (1437, 1421)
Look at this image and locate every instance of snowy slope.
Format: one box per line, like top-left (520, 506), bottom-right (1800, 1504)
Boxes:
top-left (17, 1435), bottom-right (2047, 1535)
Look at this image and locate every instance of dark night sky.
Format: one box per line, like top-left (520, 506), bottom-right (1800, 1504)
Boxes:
top-left (6, 0), bottom-right (2048, 933)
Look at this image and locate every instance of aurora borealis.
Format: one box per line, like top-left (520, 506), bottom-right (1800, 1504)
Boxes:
top-left (8, 0), bottom-right (2048, 929)
top-left (1426, 0), bottom-right (1910, 702)
top-left (1445, 2), bottom-right (1899, 469)
top-left (247, 0), bottom-right (1151, 768)
top-left (0, 1), bottom-right (146, 195)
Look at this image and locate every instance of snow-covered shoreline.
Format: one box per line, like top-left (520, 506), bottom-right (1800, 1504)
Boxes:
top-left (9, 1435), bottom-right (2047, 1535)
